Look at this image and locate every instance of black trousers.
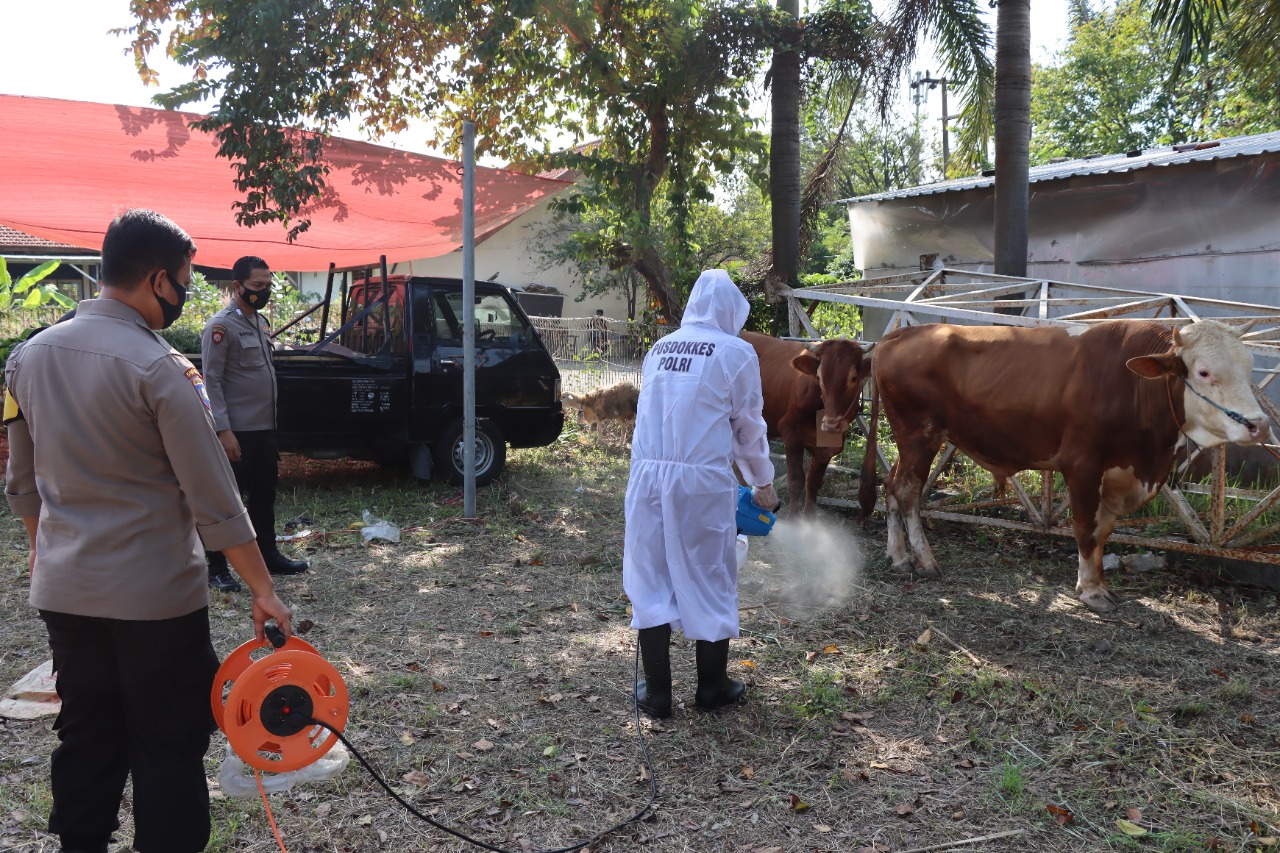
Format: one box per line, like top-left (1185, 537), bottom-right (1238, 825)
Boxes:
top-left (40, 608), bottom-right (219, 853)
top-left (208, 429), bottom-right (279, 572)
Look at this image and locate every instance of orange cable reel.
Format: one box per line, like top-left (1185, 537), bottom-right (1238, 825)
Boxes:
top-left (212, 632), bottom-right (349, 773)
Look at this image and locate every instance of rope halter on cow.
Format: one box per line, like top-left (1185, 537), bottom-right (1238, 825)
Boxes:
top-left (1180, 376), bottom-right (1256, 429)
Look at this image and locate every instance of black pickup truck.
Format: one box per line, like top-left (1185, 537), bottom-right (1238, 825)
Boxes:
top-left (206, 275), bottom-right (563, 485)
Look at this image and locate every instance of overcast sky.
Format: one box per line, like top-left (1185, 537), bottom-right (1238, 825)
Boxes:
top-left (0, 1), bottom-right (1071, 157)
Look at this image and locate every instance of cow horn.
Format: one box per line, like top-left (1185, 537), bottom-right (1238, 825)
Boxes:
top-left (1172, 326), bottom-right (1185, 348)
top-left (1234, 317), bottom-right (1260, 336)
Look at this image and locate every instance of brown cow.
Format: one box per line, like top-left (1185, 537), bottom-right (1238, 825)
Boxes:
top-left (744, 332), bottom-right (872, 516)
top-left (859, 320), bottom-right (1268, 612)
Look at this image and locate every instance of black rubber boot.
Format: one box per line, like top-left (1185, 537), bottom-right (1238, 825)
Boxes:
top-left (635, 624), bottom-right (672, 719)
top-left (694, 638), bottom-right (745, 711)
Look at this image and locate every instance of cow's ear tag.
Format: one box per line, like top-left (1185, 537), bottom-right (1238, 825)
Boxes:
top-left (1127, 353), bottom-right (1181, 379)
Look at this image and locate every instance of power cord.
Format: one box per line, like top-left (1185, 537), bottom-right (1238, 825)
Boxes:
top-left (295, 642), bottom-right (659, 853)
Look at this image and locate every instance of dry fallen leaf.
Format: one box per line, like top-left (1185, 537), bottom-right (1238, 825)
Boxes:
top-left (789, 793), bottom-right (810, 812)
top-left (1124, 807), bottom-right (1143, 822)
top-left (401, 770), bottom-right (430, 787)
top-left (473, 739), bottom-right (495, 752)
top-left (805, 651), bottom-right (818, 662)
top-left (1046, 804), bottom-right (1073, 826)
top-left (741, 765), bottom-right (755, 780)
top-left (915, 627), bottom-right (933, 646)
top-left (740, 660), bottom-right (757, 668)
top-left (894, 802), bottom-right (914, 817)
top-left (822, 644), bottom-right (841, 655)
top-left (356, 814), bottom-right (373, 826)
top-left (399, 730), bottom-right (416, 746)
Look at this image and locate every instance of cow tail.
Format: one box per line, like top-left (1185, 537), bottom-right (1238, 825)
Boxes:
top-left (858, 378), bottom-right (880, 519)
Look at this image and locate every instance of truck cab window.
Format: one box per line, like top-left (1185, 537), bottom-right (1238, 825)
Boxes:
top-left (433, 291), bottom-right (529, 346)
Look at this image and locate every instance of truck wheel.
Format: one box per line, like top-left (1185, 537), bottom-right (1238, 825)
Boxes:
top-left (434, 419), bottom-right (506, 486)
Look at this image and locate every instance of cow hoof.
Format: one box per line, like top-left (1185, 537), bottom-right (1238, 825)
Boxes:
top-left (1079, 588), bottom-right (1119, 613)
top-left (910, 559), bottom-right (941, 580)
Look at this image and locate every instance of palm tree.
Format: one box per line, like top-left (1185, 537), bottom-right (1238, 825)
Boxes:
top-left (1150, 0), bottom-right (1280, 91)
top-left (993, 0), bottom-right (1031, 277)
top-left (769, 0), bottom-right (802, 293)
top-left (764, 0), bottom-right (991, 300)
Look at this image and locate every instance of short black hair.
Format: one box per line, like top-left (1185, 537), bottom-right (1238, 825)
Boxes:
top-left (100, 209), bottom-right (195, 289)
top-left (232, 256), bottom-right (271, 284)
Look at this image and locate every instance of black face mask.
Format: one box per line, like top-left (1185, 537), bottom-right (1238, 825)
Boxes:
top-left (154, 271), bottom-right (187, 329)
top-left (240, 284), bottom-right (271, 311)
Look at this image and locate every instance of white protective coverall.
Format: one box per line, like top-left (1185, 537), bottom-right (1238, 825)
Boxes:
top-left (623, 269), bottom-right (774, 641)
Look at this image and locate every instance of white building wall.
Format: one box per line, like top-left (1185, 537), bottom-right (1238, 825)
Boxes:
top-left (296, 197), bottom-right (633, 321)
top-left (847, 154), bottom-right (1280, 308)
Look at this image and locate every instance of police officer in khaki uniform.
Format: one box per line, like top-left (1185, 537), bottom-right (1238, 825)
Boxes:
top-left (3, 209), bottom-right (292, 853)
top-left (202, 256), bottom-right (309, 591)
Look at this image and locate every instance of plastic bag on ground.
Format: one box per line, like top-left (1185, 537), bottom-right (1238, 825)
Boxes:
top-left (360, 509), bottom-right (400, 543)
top-left (217, 736), bottom-right (349, 798)
top-left (736, 534), bottom-right (749, 571)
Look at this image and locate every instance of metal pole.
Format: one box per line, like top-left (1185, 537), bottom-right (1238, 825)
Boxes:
top-left (940, 79), bottom-right (950, 176)
top-left (462, 121), bottom-right (477, 518)
top-left (319, 262), bottom-right (335, 341)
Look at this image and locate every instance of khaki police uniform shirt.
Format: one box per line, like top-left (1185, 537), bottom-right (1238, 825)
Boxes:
top-left (201, 303), bottom-right (277, 433)
top-left (3, 298), bottom-right (255, 620)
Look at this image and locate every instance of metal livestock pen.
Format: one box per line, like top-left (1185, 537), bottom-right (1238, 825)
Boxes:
top-left (783, 268), bottom-right (1280, 574)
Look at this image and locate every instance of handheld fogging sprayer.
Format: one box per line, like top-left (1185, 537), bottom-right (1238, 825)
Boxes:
top-left (735, 485), bottom-right (777, 568)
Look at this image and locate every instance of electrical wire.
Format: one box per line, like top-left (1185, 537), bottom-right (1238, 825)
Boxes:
top-left (302, 642), bottom-right (659, 853)
top-left (255, 767), bottom-right (291, 853)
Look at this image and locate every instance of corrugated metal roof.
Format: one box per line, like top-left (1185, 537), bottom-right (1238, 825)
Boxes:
top-left (838, 130), bottom-right (1280, 204)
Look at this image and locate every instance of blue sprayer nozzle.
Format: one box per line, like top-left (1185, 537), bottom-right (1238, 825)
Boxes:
top-left (736, 485), bottom-right (777, 537)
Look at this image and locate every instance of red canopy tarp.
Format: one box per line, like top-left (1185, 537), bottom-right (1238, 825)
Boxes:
top-left (0, 95), bottom-right (570, 271)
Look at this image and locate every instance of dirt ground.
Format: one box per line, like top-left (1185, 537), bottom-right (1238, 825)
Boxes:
top-left (1, 430), bottom-right (1278, 853)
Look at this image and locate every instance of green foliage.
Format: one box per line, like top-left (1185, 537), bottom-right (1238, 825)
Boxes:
top-left (797, 272), bottom-right (863, 339)
top-left (1031, 0), bottom-right (1280, 163)
top-left (884, 0), bottom-right (995, 175)
top-left (533, 168), bottom-right (772, 318)
top-left (0, 257), bottom-right (75, 314)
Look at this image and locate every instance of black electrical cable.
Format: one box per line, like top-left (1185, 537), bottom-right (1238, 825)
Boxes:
top-left (306, 642), bottom-right (659, 853)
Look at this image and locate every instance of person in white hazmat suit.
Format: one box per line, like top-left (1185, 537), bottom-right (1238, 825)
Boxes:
top-left (623, 269), bottom-right (779, 719)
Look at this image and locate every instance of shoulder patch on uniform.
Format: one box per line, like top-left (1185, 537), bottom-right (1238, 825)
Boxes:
top-left (2, 388), bottom-right (21, 425)
top-left (211, 323), bottom-right (227, 345)
top-left (184, 366), bottom-right (212, 412)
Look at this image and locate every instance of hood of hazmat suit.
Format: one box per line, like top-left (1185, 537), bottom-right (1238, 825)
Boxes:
top-left (621, 269), bottom-right (775, 641)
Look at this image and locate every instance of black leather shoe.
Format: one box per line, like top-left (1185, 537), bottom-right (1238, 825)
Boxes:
top-left (208, 571), bottom-right (242, 592)
top-left (59, 840), bottom-right (109, 853)
top-left (265, 552), bottom-right (309, 575)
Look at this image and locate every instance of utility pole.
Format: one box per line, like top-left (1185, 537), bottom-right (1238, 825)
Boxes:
top-left (909, 71), bottom-right (951, 176)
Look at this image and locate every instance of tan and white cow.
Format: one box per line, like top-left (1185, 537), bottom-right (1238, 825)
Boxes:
top-left (859, 319), bottom-right (1268, 612)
